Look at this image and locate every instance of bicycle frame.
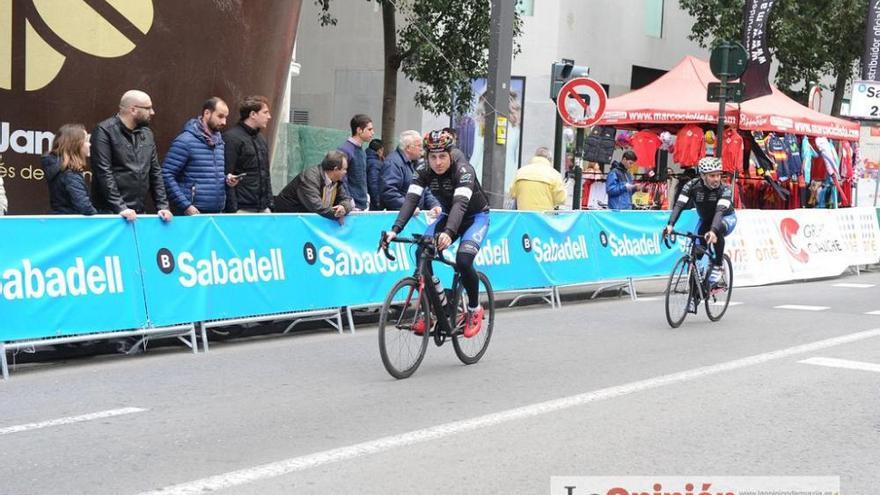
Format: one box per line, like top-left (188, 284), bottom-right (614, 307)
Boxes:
top-left (667, 231), bottom-right (715, 302)
top-left (382, 234), bottom-right (462, 344)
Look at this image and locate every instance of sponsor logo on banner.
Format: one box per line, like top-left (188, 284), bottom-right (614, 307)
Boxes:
top-left (522, 234), bottom-right (589, 263)
top-left (156, 248), bottom-right (286, 288)
top-left (598, 230), bottom-right (662, 257)
top-left (779, 218), bottom-right (810, 263)
top-left (0, 256), bottom-right (124, 300)
top-left (317, 243), bottom-right (411, 277)
top-left (779, 218), bottom-right (846, 256)
top-left (474, 238), bottom-right (510, 266)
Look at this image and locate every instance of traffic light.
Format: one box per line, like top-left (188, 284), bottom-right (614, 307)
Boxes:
top-left (550, 59), bottom-right (589, 101)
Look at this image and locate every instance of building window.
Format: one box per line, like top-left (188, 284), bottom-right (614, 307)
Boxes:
top-left (516, 0), bottom-right (534, 16)
top-left (644, 0), bottom-right (663, 38)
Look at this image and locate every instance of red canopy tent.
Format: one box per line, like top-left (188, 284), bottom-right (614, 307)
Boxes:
top-left (597, 55), bottom-right (859, 141)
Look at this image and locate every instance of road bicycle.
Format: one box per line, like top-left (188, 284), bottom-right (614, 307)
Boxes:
top-left (663, 231), bottom-right (733, 328)
top-left (377, 232), bottom-right (494, 379)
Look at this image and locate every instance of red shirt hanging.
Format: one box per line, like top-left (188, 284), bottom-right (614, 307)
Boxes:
top-left (721, 128), bottom-right (744, 173)
top-left (672, 124), bottom-right (706, 167)
top-left (630, 130), bottom-right (662, 169)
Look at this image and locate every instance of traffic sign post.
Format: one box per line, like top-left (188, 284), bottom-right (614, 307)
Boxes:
top-left (555, 77), bottom-right (607, 209)
top-left (708, 41), bottom-right (748, 160)
top-left (550, 59), bottom-right (589, 173)
top-left (556, 77), bottom-right (607, 128)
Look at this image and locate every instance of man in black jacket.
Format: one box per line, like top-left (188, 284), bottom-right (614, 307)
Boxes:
top-left (90, 90), bottom-right (172, 222)
top-left (274, 151), bottom-right (353, 224)
top-left (224, 95), bottom-right (274, 213)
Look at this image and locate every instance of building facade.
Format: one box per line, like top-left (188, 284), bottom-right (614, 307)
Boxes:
top-left (290, 1), bottom-right (708, 188)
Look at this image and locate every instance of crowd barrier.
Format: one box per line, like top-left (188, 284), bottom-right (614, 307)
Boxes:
top-left (1, 208), bottom-right (879, 377)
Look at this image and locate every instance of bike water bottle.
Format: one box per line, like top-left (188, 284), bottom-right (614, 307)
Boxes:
top-left (431, 276), bottom-right (447, 307)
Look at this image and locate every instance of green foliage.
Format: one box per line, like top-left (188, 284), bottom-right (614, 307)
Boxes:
top-left (679, 0), bottom-right (867, 103)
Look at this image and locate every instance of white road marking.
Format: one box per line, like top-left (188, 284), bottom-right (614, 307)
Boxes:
top-left (0, 407), bottom-right (147, 436)
top-left (832, 283), bottom-right (876, 289)
top-left (635, 297), bottom-right (661, 302)
top-left (774, 305), bottom-right (830, 312)
top-left (139, 328), bottom-right (880, 495)
top-left (799, 357), bottom-right (880, 374)
top-left (709, 301), bottom-right (743, 307)
top-left (866, 311), bottom-right (880, 316)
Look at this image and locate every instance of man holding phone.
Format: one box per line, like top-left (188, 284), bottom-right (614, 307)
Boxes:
top-left (224, 95), bottom-right (274, 213)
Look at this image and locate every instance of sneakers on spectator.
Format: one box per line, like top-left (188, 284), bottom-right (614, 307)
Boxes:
top-left (464, 306), bottom-right (484, 338)
top-left (708, 265), bottom-right (725, 288)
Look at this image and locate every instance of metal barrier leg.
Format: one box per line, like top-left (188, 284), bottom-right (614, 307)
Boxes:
top-left (336, 309), bottom-right (345, 335)
top-left (1, 342), bottom-right (8, 381)
top-left (199, 322), bottom-right (209, 353)
top-left (555, 286), bottom-right (562, 308)
top-left (628, 278), bottom-right (637, 301)
top-left (346, 307), bottom-right (356, 334)
top-left (189, 324), bottom-right (198, 354)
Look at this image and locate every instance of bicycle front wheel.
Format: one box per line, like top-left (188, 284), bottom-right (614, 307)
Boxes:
top-left (705, 254), bottom-right (733, 321)
top-left (452, 272), bottom-right (494, 365)
top-left (665, 256), bottom-right (692, 328)
top-left (378, 277), bottom-right (431, 379)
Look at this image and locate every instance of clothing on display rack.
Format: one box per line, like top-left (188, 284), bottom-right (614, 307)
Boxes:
top-left (673, 124), bottom-right (706, 167)
top-left (631, 130), bottom-right (662, 170)
top-left (721, 128), bottom-right (744, 173)
top-left (584, 126), bottom-right (616, 165)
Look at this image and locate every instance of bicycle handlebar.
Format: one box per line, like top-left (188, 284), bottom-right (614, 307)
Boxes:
top-left (377, 231), bottom-right (456, 267)
top-left (662, 230), bottom-right (700, 249)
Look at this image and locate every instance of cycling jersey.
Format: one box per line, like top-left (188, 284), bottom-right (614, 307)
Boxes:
top-left (668, 178), bottom-right (734, 235)
top-left (392, 161), bottom-right (490, 238)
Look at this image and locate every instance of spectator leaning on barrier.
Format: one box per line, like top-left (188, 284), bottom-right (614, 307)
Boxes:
top-left (162, 97), bottom-right (233, 215)
top-left (224, 95), bottom-right (273, 213)
top-left (274, 151), bottom-right (353, 224)
top-left (606, 149), bottom-right (640, 210)
top-left (381, 130), bottom-right (441, 213)
top-left (42, 124), bottom-right (98, 215)
top-left (337, 114), bottom-right (373, 210)
top-left (91, 90), bottom-right (172, 222)
top-left (508, 146), bottom-right (566, 211)
top-left (366, 138), bottom-right (385, 210)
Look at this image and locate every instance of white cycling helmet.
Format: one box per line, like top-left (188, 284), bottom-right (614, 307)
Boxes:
top-left (697, 156), bottom-right (722, 174)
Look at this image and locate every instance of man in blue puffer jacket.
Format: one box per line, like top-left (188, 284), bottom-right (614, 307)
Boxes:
top-left (162, 97), bottom-right (236, 215)
top-left (381, 130), bottom-right (441, 212)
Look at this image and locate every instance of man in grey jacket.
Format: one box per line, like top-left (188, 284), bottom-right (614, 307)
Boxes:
top-left (273, 151), bottom-right (353, 224)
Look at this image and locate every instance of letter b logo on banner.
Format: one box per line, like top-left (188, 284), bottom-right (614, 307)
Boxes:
top-left (157, 248), bottom-right (174, 274)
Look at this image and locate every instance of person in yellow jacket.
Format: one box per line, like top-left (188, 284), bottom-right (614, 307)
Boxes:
top-left (508, 147), bottom-right (567, 211)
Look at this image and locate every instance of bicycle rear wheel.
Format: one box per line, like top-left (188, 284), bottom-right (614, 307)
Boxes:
top-left (705, 254), bottom-right (733, 321)
top-left (452, 272), bottom-right (494, 365)
top-left (378, 277), bottom-right (431, 379)
top-left (665, 256), bottom-right (692, 328)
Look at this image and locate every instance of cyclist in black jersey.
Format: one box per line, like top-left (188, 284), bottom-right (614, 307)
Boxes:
top-left (664, 156), bottom-right (737, 289)
top-left (381, 130), bottom-right (491, 338)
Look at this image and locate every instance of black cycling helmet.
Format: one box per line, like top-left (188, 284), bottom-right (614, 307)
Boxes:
top-left (423, 130), bottom-right (454, 154)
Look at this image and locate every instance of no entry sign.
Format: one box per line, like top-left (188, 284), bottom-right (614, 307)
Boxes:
top-left (556, 77), bottom-right (607, 127)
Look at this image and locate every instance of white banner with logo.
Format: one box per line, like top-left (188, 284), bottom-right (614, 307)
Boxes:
top-left (730, 208), bottom-right (880, 286)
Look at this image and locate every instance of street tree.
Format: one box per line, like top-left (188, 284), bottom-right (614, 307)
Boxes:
top-left (679, 0), bottom-right (867, 115)
top-left (314, 0), bottom-right (521, 149)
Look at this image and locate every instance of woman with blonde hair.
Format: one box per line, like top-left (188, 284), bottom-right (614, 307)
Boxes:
top-left (43, 123), bottom-right (98, 215)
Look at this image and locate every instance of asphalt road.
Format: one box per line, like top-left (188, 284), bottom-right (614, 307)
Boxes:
top-left (3, 271), bottom-right (880, 495)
